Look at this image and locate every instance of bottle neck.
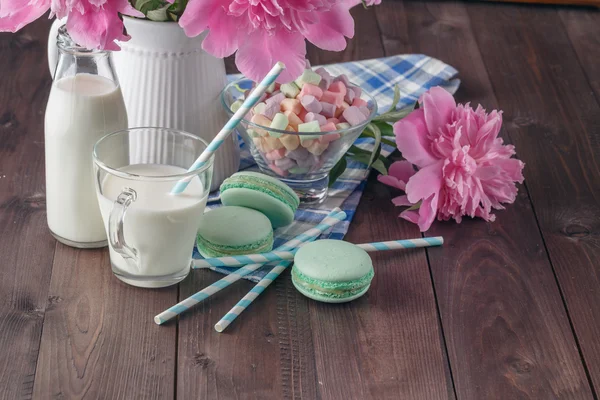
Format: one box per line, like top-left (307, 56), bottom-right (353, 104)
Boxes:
top-left (53, 25), bottom-right (119, 86)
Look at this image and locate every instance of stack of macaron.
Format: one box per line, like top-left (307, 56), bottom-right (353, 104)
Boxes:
top-left (230, 64), bottom-right (372, 177)
top-left (196, 171), bottom-right (300, 258)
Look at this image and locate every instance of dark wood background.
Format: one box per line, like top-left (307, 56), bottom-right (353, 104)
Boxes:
top-left (1, 1), bottom-right (599, 399)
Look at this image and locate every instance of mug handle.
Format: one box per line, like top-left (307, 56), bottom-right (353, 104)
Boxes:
top-left (109, 187), bottom-right (139, 270)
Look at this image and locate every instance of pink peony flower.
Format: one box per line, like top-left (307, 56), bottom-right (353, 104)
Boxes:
top-left (2, 0), bottom-right (375, 80)
top-left (178, 0), bottom-right (356, 83)
top-left (0, 0), bottom-right (142, 50)
top-left (378, 87), bottom-right (525, 232)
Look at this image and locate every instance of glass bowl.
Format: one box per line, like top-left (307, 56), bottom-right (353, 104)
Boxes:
top-left (221, 78), bottom-right (377, 204)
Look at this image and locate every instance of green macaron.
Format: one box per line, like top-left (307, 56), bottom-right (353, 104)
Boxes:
top-left (220, 171), bottom-right (300, 228)
top-left (197, 206), bottom-right (273, 258)
top-left (291, 239), bottom-right (374, 303)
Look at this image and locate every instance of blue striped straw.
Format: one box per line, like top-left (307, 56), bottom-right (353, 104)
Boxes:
top-left (194, 237), bottom-right (444, 269)
top-left (213, 236), bottom-right (445, 332)
top-left (215, 260), bottom-right (290, 332)
top-left (154, 209), bottom-right (346, 325)
top-left (170, 62), bottom-right (286, 194)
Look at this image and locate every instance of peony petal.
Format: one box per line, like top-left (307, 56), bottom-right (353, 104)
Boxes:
top-left (392, 195), bottom-right (412, 207)
top-left (405, 161), bottom-right (444, 204)
top-left (421, 86), bottom-right (456, 137)
top-left (179, 0), bottom-right (220, 38)
top-left (378, 174), bottom-right (406, 191)
top-left (400, 209), bottom-right (420, 224)
top-left (235, 29), bottom-right (306, 83)
top-left (378, 160), bottom-right (417, 191)
top-left (0, 0), bottom-right (50, 32)
top-left (302, 4), bottom-right (354, 51)
top-left (416, 194), bottom-right (438, 232)
top-left (388, 160), bottom-right (416, 183)
top-left (200, 7), bottom-right (240, 58)
top-left (394, 108), bottom-right (438, 167)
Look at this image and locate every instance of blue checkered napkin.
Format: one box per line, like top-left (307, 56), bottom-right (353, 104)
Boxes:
top-left (195, 54), bottom-right (460, 282)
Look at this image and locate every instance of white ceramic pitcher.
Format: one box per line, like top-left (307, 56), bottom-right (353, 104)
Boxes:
top-left (48, 17), bottom-right (240, 191)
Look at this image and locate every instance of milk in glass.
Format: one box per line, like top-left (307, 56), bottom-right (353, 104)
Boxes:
top-left (97, 164), bottom-right (208, 287)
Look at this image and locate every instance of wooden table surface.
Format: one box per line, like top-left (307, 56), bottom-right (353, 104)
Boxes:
top-left (1, 1), bottom-right (600, 399)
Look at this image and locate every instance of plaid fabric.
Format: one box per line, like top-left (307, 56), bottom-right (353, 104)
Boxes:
top-left (194, 54), bottom-right (460, 282)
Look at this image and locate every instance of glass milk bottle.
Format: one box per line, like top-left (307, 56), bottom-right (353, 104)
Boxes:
top-left (45, 26), bottom-right (128, 248)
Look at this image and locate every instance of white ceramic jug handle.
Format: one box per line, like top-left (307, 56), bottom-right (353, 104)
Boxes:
top-left (47, 19), bottom-right (65, 77)
top-left (109, 187), bottom-right (139, 270)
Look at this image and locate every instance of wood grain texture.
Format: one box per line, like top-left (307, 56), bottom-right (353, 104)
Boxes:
top-left (377, 1), bottom-right (594, 398)
top-left (177, 269), bottom-right (288, 399)
top-left (0, 18), bottom-right (57, 400)
top-left (559, 9), bottom-right (600, 105)
top-left (487, 0), bottom-right (600, 6)
top-left (2, 2), bottom-right (600, 399)
top-left (309, 177), bottom-right (455, 400)
top-left (33, 245), bottom-right (178, 399)
top-left (467, 2), bottom-right (600, 395)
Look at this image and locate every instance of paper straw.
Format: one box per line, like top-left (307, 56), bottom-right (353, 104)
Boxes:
top-left (170, 62), bottom-right (285, 194)
top-left (214, 236), bottom-right (445, 332)
top-left (195, 237), bottom-right (444, 268)
top-left (154, 209), bottom-right (346, 325)
top-left (215, 260), bottom-right (290, 332)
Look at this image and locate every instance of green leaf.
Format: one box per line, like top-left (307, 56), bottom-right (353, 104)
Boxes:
top-left (389, 85), bottom-right (401, 112)
top-left (146, 4), bottom-right (171, 21)
top-left (372, 120), bottom-right (394, 136)
top-left (406, 200), bottom-right (422, 211)
top-left (374, 104), bottom-right (416, 123)
top-left (348, 153), bottom-right (388, 175)
top-left (371, 158), bottom-right (388, 175)
top-left (360, 128), bottom-right (396, 148)
top-left (380, 137), bottom-right (396, 147)
top-left (366, 123), bottom-right (382, 168)
top-left (135, 0), bottom-right (163, 13)
top-left (134, 0), bottom-right (154, 9)
top-left (347, 145), bottom-right (373, 157)
top-left (328, 156), bottom-right (347, 187)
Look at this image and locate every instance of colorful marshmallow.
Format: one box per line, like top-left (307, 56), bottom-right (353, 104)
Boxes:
top-left (280, 82), bottom-right (300, 98)
top-left (342, 106), bottom-right (367, 126)
top-left (268, 113), bottom-right (289, 137)
top-left (295, 69), bottom-right (322, 87)
top-left (301, 95), bottom-right (323, 114)
top-left (243, 65), bottom-right (373, 177)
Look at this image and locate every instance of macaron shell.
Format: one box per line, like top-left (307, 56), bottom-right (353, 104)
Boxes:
top-left (221, 187), bottom-right (295, 228)
top-left (197, 206), bottom-right (274, 257)
top-left (220, 172), bottom-right (299, 228)
top-left (291, 239), bottom-right (374, 303)
top-left (294, 240), bottom-right (373, 282)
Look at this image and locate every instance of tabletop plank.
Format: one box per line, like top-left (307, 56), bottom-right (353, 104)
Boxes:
top-left (555, 8), bottom-right (600, 390)
top-left (467, 2), bottom-right (600, 395)
top-left (1, 2), bottom-right (599, 399)
top-left (559, 10), bottom-right (600, 119)
top-left (377, 1), bottom-right (594, 399)
top-left (309, 177), bottom-right (455, 400)
top-left (0, 18), bottom-right (58, 400)
top-left (178, 5), bottom-right (454, 399)
top-left (33, 246), bottom-right (178, 399)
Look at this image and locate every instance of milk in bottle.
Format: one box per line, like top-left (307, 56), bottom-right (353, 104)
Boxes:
top-left (45, 26), bottom-right (127, 248)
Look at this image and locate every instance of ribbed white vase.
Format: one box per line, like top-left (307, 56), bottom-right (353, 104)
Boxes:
top-left (48, 17), bottom-right (240, 191)
top-left (114, 17), bottom-right (239, 191)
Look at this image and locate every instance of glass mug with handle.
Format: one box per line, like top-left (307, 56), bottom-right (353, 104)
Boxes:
top-left (93, 128), bottom-right (214, 288)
